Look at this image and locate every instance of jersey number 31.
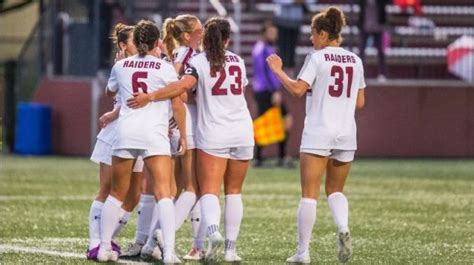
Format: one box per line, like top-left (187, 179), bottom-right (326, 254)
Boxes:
top-left (328, 66), bottom-right (353, 98)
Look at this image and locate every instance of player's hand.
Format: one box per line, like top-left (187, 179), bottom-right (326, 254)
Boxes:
top-left (127, 93), bottom-right (151, 109)
top-left (177, 136), bottom-right (187, 156)
top-left (99, 112), bottom-right (114, 128)
top-left (114, 48), bottom-right (126, 63)
top-left (266, 54), bottom-right (283, 74)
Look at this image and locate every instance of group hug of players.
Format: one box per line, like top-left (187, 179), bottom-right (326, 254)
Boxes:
top-left (86, 5), bottom-right (365, 264)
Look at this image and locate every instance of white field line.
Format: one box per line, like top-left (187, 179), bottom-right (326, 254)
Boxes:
top-left (0, 244), bottom-right (152, 264)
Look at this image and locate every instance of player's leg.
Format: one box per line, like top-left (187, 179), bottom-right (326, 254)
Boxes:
top-left (144, 154), bottom-right (180, 263)
top-left (325, 150), bottom-right (354, 263)
top-left (222, 155), bottom-right (250, 262)
top-left (113, 159), bottom-right (144, 257)
top-left (197, 149), bottom-right (228, 262)
top-left (175, 149), bottom-right (198, 230)
top-left (287, 152), bottom-right (328, 264)
top-left (87, 162), bottom-right (111, 259)
top-left (98, 153), bottom-right (135, 262)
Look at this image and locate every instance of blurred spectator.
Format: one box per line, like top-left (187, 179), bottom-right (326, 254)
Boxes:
top-left (358, 0), bottom-right (390, 80)
top-left (252, 22), bottom-right (294, 168)
top-left (272, 0), bottom-right (314, 70)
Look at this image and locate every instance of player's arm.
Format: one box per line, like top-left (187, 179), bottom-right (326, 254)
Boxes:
top-left (99, 105), bottom-right (120, 128)
top-left (127, 74), bottom-right (197, 109)
top-left (356, 89), bottom-right (365, 109)
top-left (174, 62), bottom-right (184, 74)
top-left (105, 87), bottom-right (117, 97)
top-left (171, 97), bottom-right (187, 155)
top-left (266, 54), bottom-right (309, 98)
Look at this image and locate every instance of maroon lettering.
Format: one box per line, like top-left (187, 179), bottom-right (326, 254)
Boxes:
top-left (325, 54), bottom-right (330, 61)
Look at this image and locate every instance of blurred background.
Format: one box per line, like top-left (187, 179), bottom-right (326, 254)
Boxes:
top-left (0, 0), bottom-right (473, 159)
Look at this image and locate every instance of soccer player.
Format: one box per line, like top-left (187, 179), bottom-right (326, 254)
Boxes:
top-left (127, 17), bottom-right (254, 263)
top-left (267, 6), bottom-right (366, 264)
top-left (87, 23), bottom-right (145, 260)
top-left (162, 14), bottom-right (206, 260)
top-left (98, 20), bottom-right (184, 264)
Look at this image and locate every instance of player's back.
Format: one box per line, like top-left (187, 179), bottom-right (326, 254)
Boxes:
top-left (300, 47), bottom-right (365, 150)
top-left (109, 54), bottom-right (178, 149)
top-left (189, 50), bottom-right (254, 149)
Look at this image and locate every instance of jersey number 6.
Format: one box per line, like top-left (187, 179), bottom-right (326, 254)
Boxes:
top-left (328, 66), bottom-right (353, 98)
top-left (132, 71), bottom-right (148, 94)
top-left (211, 66), bottom-right (242, 96)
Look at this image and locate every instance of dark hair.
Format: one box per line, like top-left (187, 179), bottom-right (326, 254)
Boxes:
top-left (110, 23), bottom-right (133, 50)
top-left (133, 20), bottom-right (160, 57)
top-left (203, 17), bottom-right (231, 73)
top-left (260, 20), bottom-right (274, 35)
top-left (162, 14), bottom-right (200, 59)
top-left (311, 6), bottom-right (346, 41)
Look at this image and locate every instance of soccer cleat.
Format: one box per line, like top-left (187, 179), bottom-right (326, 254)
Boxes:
top-left (183, 247), bottom-right (205, 261)
top-left (224, 250), bottom-right (242, 262)
top-left (140, 244), bottom-right (162, 261)
top-left (286, 250), bottom-right (310, 264)
top-left (205, 232), bottom-right (224, 263)
top-left (97, 247), bottom-right (119, 262)
top-left (337, 231), bottom-right (352, 263)
top-left (111, 241), bottom-right (121, 255)
top-left (163, 250), bottom-right (182, 264)
top-left (120, 242), bottom-right (144, 258)
top-left (86, 245), bottom-right (99, 260)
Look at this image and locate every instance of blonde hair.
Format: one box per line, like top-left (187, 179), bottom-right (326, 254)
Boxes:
top-left (162, 14), bottom-right (200, 59)
top-left (110, 23), bottom-right (133, 51)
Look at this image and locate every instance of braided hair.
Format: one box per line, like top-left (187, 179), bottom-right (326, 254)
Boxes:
top-left (133, 20), bottom-right (160, 57)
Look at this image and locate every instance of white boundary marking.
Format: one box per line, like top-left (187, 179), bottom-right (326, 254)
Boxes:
top-left (0, 244), bottom-right (151, 264)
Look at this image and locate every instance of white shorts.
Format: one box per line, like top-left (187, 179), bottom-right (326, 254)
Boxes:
top-left (90, 139), bottom-right (113, 166)
top-left (133, 156), bottom-right (144, 173)
top-left (170, 130), bottom-right (181, 157)
top-left (113, 148), bottom-right (171, 160)
top-left (187, 134), bottom-right (196, 150)
top-left (201, 146), bottom-right (254, 160)
top-left (300, 148), bottom-right (355, 162)
top-left (91, 140), bottom-right (144, 172)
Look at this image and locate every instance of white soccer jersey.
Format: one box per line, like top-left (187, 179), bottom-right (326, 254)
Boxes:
top-left (96, 94), bottom-right (121, 145)
top-left (173, 46), bottom-right (196, 67)
top-left (107, 54), bottom-right (179, 150)
top-left (185, 50), bottom-right (254, 149)
top-left (298, 46), bottom-right (366, 150)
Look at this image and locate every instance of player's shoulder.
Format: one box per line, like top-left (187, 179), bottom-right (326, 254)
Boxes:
top-left (188, 52), bottom-right (207, 66)
top-left (173, 46), bottom-right (194, 61)
top-left (225, 50), bottom-right (245, 63)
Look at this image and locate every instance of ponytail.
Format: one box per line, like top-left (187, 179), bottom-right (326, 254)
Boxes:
top-left (203, 17), bottom-right (230, 73)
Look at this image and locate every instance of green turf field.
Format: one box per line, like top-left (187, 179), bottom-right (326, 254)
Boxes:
top-left (0, 156), bottom-right (473, 264)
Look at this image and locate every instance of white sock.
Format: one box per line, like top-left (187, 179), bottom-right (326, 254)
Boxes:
top-left (174, 191), bottom-right (197, 230)
top-left (135, 194), bottom-right (155, 245)
top-left (201, 194), bottom-right (221, 236)
top-left (297, 198), bottom-right (317, 254)
top-left (191, 200), bottom-right (205, 250)
top-left (112, 210), bottom-right (131, 240)
top-left (100, 196), bottom-right (123, 251)
top-left (88, 200), bottom-right (103, 250)
top-left (224, 194), bottom-right (243, 251)
top-left (327, 192), bottom-right (349, 233)
top-left (145, 199), bottom-right (161, 249)
top-left (158, 198), bottom-right (175, 252)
